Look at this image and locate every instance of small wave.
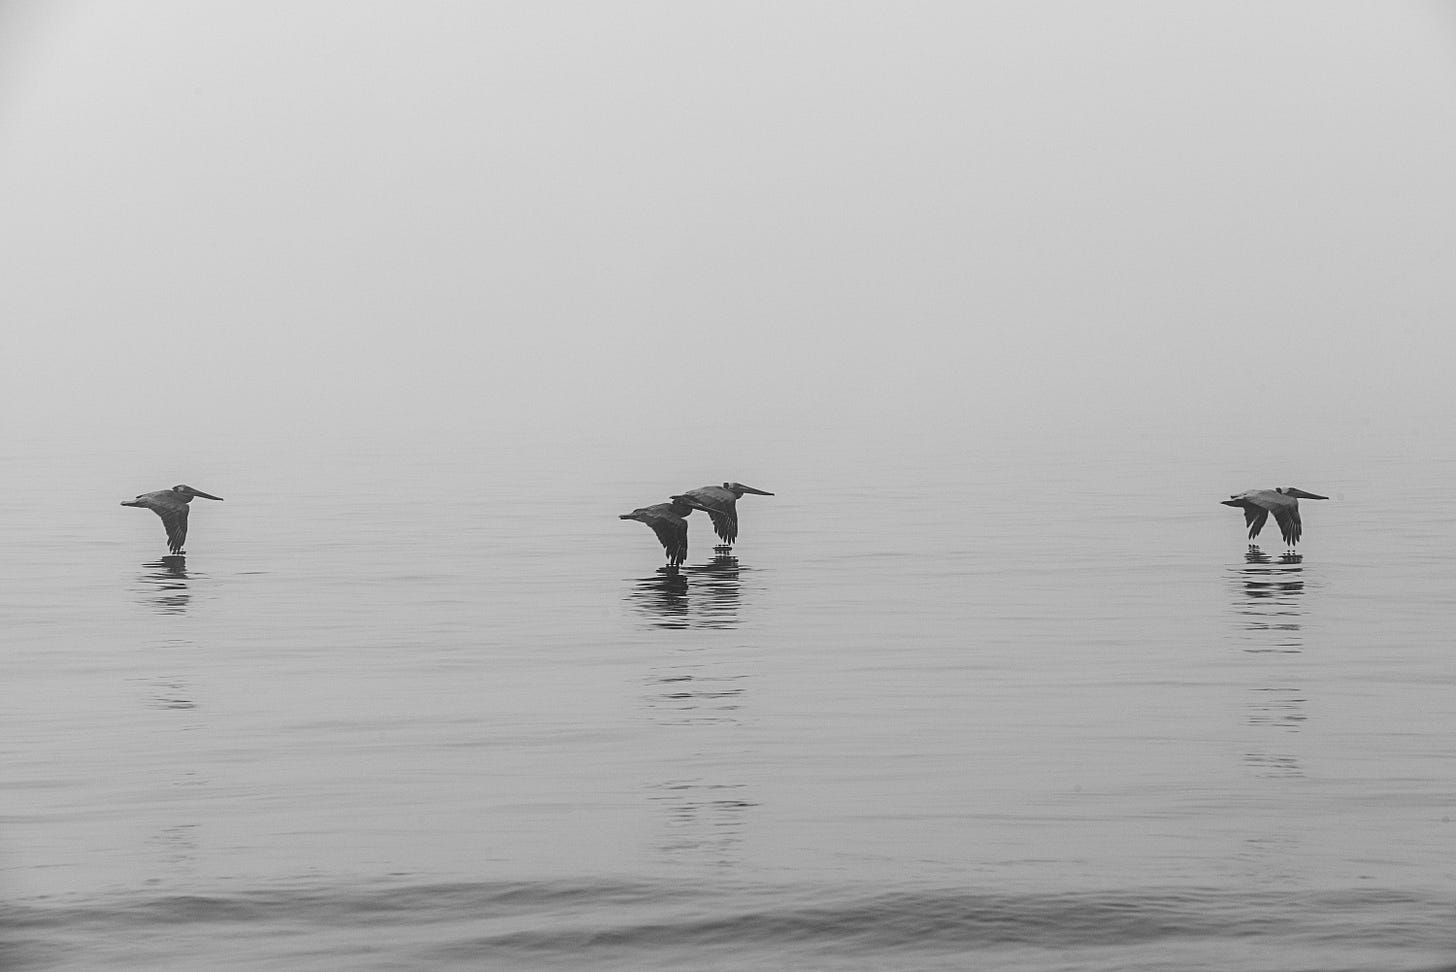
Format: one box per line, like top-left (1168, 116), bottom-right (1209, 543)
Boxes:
top-left (6, 880), bottom-right (1456, 971)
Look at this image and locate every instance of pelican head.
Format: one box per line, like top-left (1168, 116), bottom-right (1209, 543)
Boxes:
top-left (1278, 487), bottom-right (1328, 500)
top-left (173, 485), bottom-right (224, 501)
top-left (619, 499), bottom-right (695, 521)
top-left (724, 482), bottom-right (774, 497)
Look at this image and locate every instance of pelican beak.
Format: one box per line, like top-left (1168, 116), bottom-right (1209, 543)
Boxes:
top-left (1288, 489), bottom-right (1327, 500)
top-left (191, 489), bottom-right (224, 501)
top-left (738, 485), bottom-right (775, 496)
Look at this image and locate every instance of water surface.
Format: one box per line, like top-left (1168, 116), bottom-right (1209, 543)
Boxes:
top-left (4, 420), bottom-right (1455, 970)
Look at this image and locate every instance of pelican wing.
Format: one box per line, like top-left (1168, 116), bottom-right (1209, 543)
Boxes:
top-left (156, 505), bottom-right (189, 554)
top-left (1223, 492), bottom-right (1273, 540)
top-left (623, 504), bottom-right (689, 565)
top-left (1242, 503), bottom-right (1269, 540)
top-left (703, 508), bottom-right (737, 544)
top-left (674, 487), bottom-right (738, 543)
top-left (1272, 505), bottom-right (1302, 546)
top-left (647, 516), bottom-right (689, 566)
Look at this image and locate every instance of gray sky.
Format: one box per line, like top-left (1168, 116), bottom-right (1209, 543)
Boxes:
top-left (2, 2), bottom-right (1454, 451)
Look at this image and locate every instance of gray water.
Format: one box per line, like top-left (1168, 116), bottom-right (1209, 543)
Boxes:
top-left (4, 418), bottom-right (1456, 970)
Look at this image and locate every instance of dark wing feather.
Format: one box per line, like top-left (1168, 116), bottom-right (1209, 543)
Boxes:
top-left (705, 508), bottom-right (737, 544)
top-left (1241, 503), bottom-right (1268, 540)
top-left (677, 487), bottom-right (738, 543)
top-left (649, 516), bottom-right (688, 566)
top-left (156, 506), bottom-right (189, 554)
top-left (1272, 506), bottom-right (1301, 545)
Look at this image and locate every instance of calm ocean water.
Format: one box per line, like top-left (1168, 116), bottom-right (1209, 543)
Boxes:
top-left (4, 419), bottom-right (1456, 970)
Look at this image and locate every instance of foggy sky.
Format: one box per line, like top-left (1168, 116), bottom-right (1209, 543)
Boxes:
top-left (2, 2), bottom-right (1454, 455)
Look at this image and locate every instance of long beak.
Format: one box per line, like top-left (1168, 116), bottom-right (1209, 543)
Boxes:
top-left (191, 490), bottom-right (224, 501)
top-left (1288, 489), bottom-right (1327, 500)
top-left (738, 485), bottom-right (774, 496)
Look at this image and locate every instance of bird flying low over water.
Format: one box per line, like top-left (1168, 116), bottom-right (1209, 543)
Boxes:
top-left (121, 484), bottom-right (224, 554)
top-left (670, 482), bottom-right (774, 546)
top-left (620, 499), bottom-right (696, 567)
top-left (1222, 487), bottom-right (1327, 546)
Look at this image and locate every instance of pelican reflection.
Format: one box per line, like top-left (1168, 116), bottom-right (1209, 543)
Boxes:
top-left (624, 552), bottom-right (749, 629)
top-left (1228, 547), bottom-right (1313, 782)
top-left (139, 556), bottom-right (192, 615)
top-left (1231, 547), bottom-right (1306, 652)
top-left (643, 669), bottom-right (751, 727)
top-left (627, 567), bottom-right (691, 629)
top-left (649, 778), bottom-right (756, 867)
top-left (643, 646), bottom-right (757, 867)
top-left (680, 551), bottom-right (744, 628)
top-left (1245, 686), bottom-right (1307, 734)
top-left (147, 675), bottom-right (198, 710)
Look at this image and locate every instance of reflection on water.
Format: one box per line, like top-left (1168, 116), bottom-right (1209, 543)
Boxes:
top-left (643, 642), bottom-right (756, 868)
top-left (1231, 547), bottom-right (1305, 654)
top-left (137, 556), bottom-right (191, 615)
top-left (625, 552), bottom-right (747, 629)
top-left (146, 673), bottom-right (198, 711)
top-left (1241, 749), bottom-right (1303, 779)
top-left (642, 669), bottom-right (750, 728)
top-left (627, 543), bottom-right (760, 862)
top-left (126, 641), bottom-right (205, 728)
top-left (649, 778), bottom-right (756, 868)
top-left (681, 553), bottom-right (743, 628)
top-left (1229, 546), bottom-right (1312, 781)
top-left (1244, 685), bottom-right (1306, 732)
top-left (130, 556), bottom-right (208, 882)
top-left (627, 568), bottom-right (691, 628)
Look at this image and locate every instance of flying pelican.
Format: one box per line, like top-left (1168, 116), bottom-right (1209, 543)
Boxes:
top-left (1222, 487), bottom-right (1327, 547)
top-left (620, 499), bottom-right (696, 567)
top-left (670, 482), bottom-right (774, 546)
top-left (121, 484), bottom-right (224, 554)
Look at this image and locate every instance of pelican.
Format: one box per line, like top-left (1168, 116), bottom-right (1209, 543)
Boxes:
top-left (620, 499), bottom-right (696, 566)
top-left (121, 484), bottom-right (224, 554)
top-left (670, 482), bottom-right (774, 546)
top-left (1222, 487), bottom-right (1327, 546)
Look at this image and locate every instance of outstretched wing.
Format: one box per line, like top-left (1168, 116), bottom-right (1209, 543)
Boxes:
top-left (1242, 503), bottom-right (1268, 540)
top-left (648, 516), bottom-right (689, 566)
top-left (156, 505), bottom-right (189, 554)
top-left (704, 508), bottom-right (737, 544)
top-left (1271, 505), bottom-right (1301, 545)
top-left (673, 489), bottom-right (738, 544)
